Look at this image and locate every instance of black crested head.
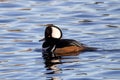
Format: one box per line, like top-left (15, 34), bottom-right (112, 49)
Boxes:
top-left (44, 24), bottom-right (62, 41)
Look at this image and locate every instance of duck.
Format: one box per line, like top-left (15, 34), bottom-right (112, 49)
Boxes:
top-left (42, 24), bottom-right (97, 56)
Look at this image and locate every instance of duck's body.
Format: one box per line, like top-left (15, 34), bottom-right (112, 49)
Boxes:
top-left (52, 39), bottom-right (86, 54)
top-left (42, 24), bottom-right (96, 56)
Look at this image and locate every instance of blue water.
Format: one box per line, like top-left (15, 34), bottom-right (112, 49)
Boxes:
top-left (0, 0), bottom-right (120, 80)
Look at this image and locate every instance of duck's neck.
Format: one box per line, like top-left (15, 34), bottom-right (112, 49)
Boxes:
top-left (43, 38), bottom-right (59, 53)
top-left (45, 38), bottom-right (60, 44)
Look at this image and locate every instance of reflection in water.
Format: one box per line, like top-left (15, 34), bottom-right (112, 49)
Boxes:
top-left (43, 52), bottom-right (62, 80)
top-left (42, 50), bottom-right (88, 80)
top-left (42, 51), bottom-right (82, 80)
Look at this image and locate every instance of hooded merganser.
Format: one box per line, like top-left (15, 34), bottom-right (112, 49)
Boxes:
top-left (42, 24), bottom-right (96, 56)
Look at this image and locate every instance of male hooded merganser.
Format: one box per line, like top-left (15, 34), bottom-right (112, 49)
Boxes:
top-left (42, 24), bottom-right (96, 56)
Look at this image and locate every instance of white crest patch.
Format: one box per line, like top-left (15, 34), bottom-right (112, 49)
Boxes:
top-left (51, 27), bottom-right (61, 38)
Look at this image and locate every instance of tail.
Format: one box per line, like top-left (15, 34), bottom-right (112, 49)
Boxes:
top-left (84, 46), bottom-right (98, 51)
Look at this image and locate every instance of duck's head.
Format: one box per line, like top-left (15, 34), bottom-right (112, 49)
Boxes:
top-left (44, 24), bottom-right (62, 41)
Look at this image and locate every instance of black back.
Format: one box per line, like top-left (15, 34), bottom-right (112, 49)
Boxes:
top-left (55, 39), bottom-right (85, 48)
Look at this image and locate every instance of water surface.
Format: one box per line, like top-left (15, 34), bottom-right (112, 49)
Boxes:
top-left (0, 0), bottom-right (120, 80)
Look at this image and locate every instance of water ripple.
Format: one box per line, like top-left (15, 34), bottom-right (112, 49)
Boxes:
top-left (0, 3), bottom-right (22, 8)
top-left (0, 0), bottom-right (120, 80)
